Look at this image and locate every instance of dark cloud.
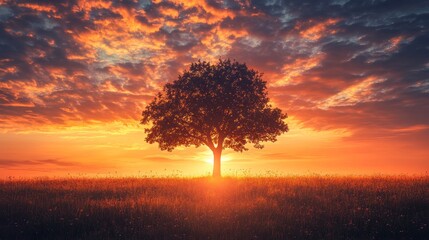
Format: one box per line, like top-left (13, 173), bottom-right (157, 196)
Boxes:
top-left (221, 15), bottom-right (281, 38)
top-left (90, 8), bottom-right (122, 20)
top-left (165, 29), bottom-right (199, 51)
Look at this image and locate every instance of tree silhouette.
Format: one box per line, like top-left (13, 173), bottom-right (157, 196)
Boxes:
top-left (141, 59), bottom-right (288, 177)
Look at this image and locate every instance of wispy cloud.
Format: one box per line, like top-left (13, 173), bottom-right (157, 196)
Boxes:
top-left (0, 158), bottom-right (80, 167)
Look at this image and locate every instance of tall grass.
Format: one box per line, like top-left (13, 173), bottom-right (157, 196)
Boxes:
top-left (0, 176), bottom-right (428, 239)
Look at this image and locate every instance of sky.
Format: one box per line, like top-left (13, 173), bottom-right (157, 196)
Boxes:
top-left (0, 0), bottom-right (428, 178)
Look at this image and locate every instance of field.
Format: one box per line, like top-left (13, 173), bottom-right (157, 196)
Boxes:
top-left (0, 176), bottom-right (428, 239)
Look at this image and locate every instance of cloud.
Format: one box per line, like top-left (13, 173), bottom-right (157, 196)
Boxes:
top-left (319, 76), bottom-right (386, 109)
top-left (0, 0), bottom-right (427, 146)
top-left (0, 158), bottom-right (81, 167)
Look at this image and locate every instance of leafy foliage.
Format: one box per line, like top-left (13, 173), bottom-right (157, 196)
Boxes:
top-left (141, 59), bottom-right (288, 152)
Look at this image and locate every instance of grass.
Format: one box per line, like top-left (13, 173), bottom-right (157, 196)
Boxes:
top-left (0, 176), bottom-right (428, 239)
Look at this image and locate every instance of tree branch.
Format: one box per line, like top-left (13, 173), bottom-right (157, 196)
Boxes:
top-left (172, 115), bottom-right (215, 151)
top-left (184, 132), bottom-right (209, 146)
top-left (205, 132), bottom-right (215, 151)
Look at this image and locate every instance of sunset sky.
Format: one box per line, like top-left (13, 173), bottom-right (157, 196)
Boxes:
top-left (1, 0), bottom-right (428, 178)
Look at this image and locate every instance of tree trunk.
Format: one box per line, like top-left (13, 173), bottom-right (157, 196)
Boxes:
top-left (212, 148), bottom-right (222, 178)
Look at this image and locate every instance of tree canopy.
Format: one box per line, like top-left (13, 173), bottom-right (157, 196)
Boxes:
top-left (141, 59), bottom-right (288, 177)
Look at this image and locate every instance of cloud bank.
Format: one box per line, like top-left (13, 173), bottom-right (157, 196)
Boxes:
top-left (0, 0), bottom-right (428, 142)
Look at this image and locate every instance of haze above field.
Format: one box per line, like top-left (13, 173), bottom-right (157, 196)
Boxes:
top-left (1, 0), bottom-right (428, 177)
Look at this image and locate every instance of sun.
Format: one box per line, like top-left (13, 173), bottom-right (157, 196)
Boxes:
top-left (198, 150), bottom-right (232, 164)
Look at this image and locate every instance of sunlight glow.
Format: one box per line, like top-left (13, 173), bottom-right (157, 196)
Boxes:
top-left (1, 1), bottom-right (428, 178)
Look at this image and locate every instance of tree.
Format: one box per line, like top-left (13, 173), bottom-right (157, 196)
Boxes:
top-left (141, 59), bottom-right (288, 177)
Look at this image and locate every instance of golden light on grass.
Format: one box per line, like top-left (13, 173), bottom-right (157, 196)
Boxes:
top-left (1, 176), bottom-right (427, 239)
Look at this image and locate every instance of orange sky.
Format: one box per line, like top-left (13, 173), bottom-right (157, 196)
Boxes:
top-left (2, 118), bottom-right (427, 178)
top-left (0, 0), bottom-right (428, 177)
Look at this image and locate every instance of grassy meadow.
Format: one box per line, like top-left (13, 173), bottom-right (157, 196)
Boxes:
top-left (0, 176), bottom-right (428, 239)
